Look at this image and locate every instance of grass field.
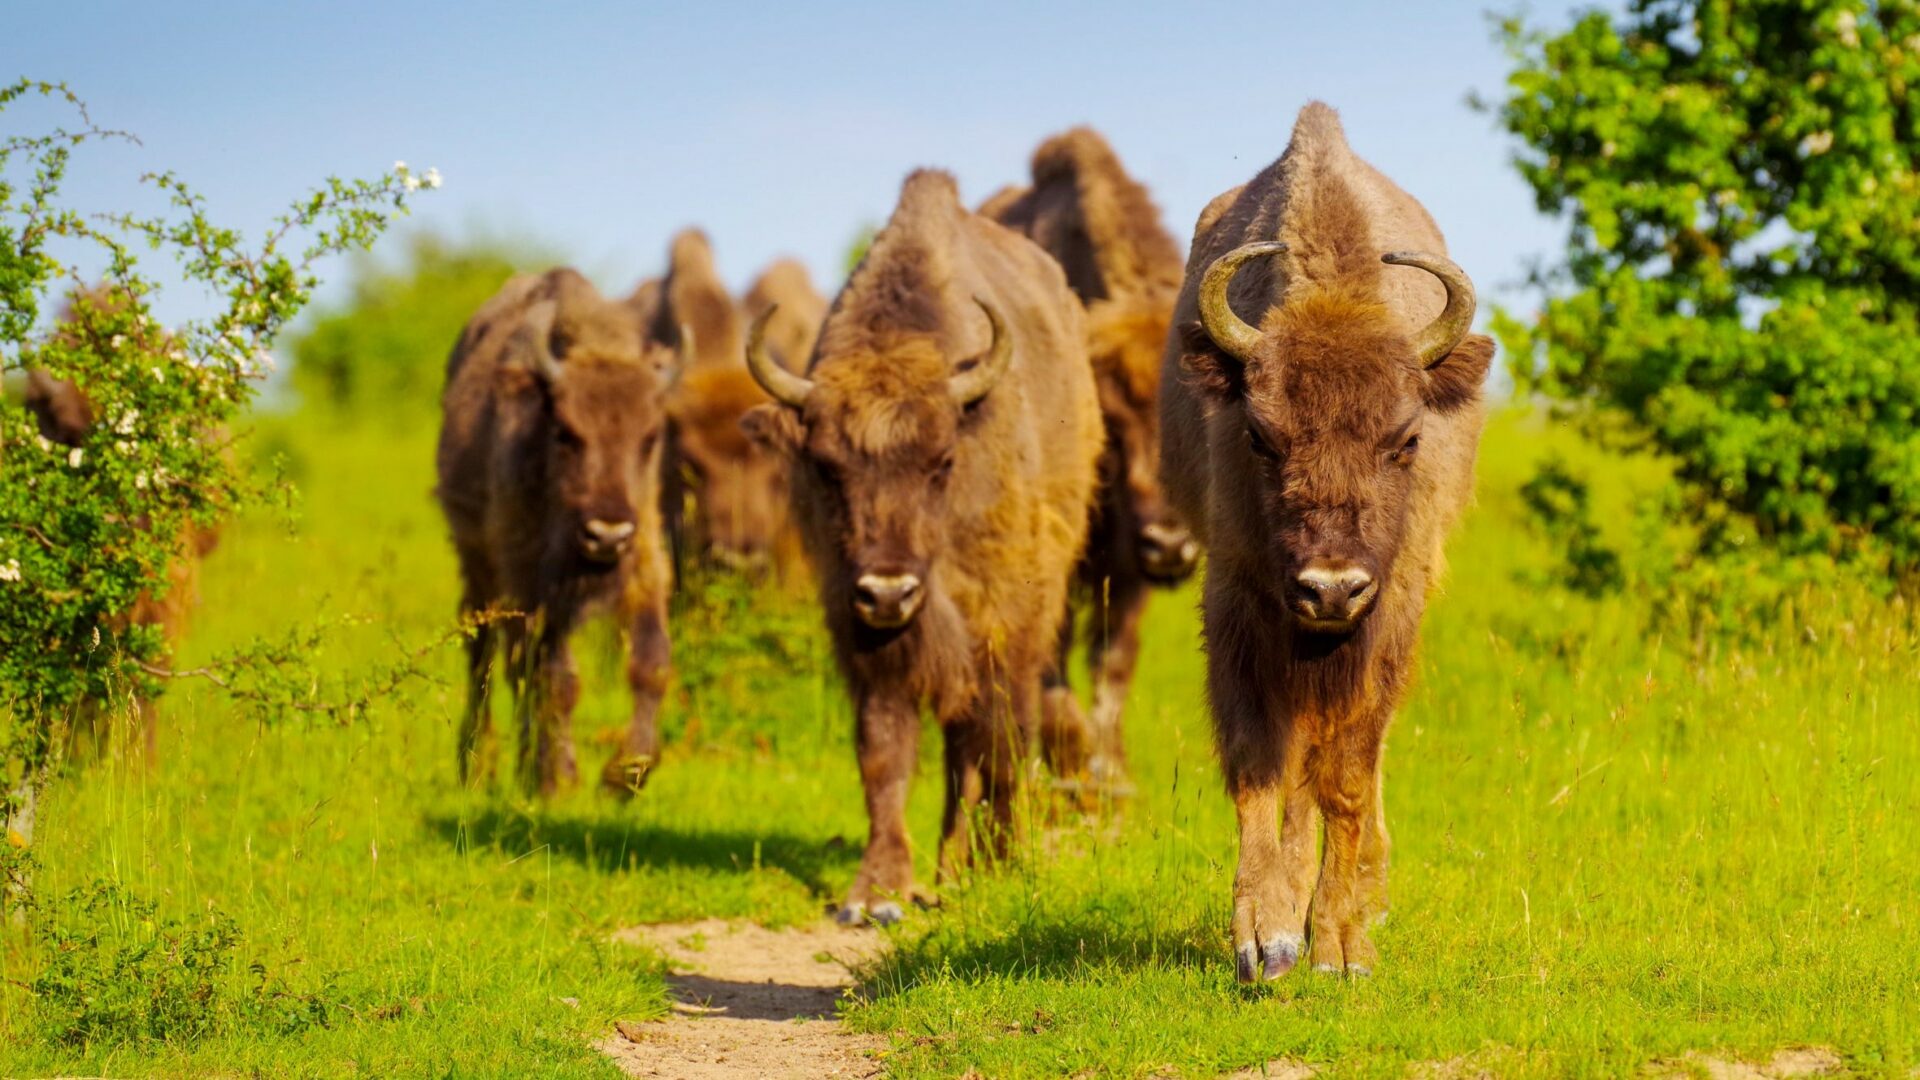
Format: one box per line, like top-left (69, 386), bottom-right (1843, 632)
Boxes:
top-left (2, 409), bottom-right (1915, 1078)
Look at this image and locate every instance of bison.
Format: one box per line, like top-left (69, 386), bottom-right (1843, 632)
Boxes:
top-left (437, 267), bottom-right (683, 797)
top-left (649, 231), bottom-right (806, 573)
top-left (742, 169), bottom-right (1103, 923)
top-left (1160, 103), bottom-right (1494, 979)
top-left (984, 127), bottom-right (1200, 799)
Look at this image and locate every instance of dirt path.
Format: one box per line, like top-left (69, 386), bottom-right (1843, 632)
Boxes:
top-left (599, 918), bottom-right (889, 1079)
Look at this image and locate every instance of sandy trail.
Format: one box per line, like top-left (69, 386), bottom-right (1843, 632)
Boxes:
top-left (599, 918), bottom-right (889, 1079)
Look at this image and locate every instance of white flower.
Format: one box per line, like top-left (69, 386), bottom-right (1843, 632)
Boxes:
top-left (151, 366), bottom-right (166, 383)
top-left (135, 472), bottom-right (150, 490)
top-left (422, 167), bottom-right (442, 190)
top-left (393, 159), bottom-right (409, 174)
top-left (110, 334), bottom-right (126, 350)
top-left (1801, 130), bottom-right (1835, 156)
top-left (1836, 9), bottom-right (1859, 46)
top-left (253, 349), bottom-right (278, 373)
top-left (67, 448), bottom-right (83, 468)
top-left (114, 439), bottom-right (134, 454)
top-left (0, 559), bottom-right (20, 583)
top-left (403, 173), bottom-right (421, 193)
top-left (115, 410), bottom-right (139, 435)
top-left (35, 435), bottom-right (53, 454)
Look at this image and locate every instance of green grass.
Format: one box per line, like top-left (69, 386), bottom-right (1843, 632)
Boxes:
top-left (2, 410), bottom-right (1916, 1077)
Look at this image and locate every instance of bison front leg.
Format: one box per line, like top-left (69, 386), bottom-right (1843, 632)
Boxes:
top-left (938, 666), bottom-right (1033, 881)
top-left (1228, 731), bottom-right (1320, 984)
top-left (602, 603), bottom-right (670, 799)
top-left (1038, 603), bottom-right (1091, 784)
top-left (516, 624), bottom-right (581, 798)
top-left (456, 616), bottom-right (498, 787)
top-left (840, 690), bottom-right (920, 926)
top-left (1084, 575), bottom-right (1148, 798)
top-left (1308, 727), bottom-right (1388, 976)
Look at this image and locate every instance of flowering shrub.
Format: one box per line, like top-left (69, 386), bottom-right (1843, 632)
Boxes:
top-left (1488, 2), bottom-right (1920, 605)
top-left (0, 80), bottom-right (429, 830)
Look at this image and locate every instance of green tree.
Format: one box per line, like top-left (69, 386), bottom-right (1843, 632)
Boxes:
top-left (1488, 1), bottom-right (1920, 595)
top-left (289, 232), bottom-right (539, 424)
top-left (1, 80), bottom-right (424, 853)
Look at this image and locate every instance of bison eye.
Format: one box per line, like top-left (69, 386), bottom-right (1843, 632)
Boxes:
top-left (555, 424), bottom-right (584, 450)
top-left (1391, 433), bottom-right (1420, 466)
top-left (933, 452), bottom-right (955, 483)
top-left (1245, 422), bottom-right (1279, 460)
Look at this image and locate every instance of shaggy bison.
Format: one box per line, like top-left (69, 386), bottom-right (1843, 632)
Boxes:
top-left (650, 231), bottom-right (804, 572)
top-left (1160, 103), bottom-right (1494, 978)
top-left (437, 268), bottom-right (684, 797)
top-left (984, 127), bottom-right (1199, 798)
top-left (743, 169), bottom-right (1103, 923)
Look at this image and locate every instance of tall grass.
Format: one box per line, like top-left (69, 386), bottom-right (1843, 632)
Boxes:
top-left (1, 410), bottom-right (1914, 1078)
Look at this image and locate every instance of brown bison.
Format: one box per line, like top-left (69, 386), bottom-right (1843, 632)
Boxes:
top-left (437, 267), bottom-right (683, 797)
top-left (1160, 103), bottom-right (1494, 979)
top-left (984, 127), bottom-right (1200, 798)
top-left (743, 169), bottom-right (1103, 923)
top-left (649, 231), bottom-right (806, 572)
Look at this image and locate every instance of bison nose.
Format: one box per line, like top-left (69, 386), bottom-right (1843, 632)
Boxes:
top-left (1288, 563), bottom-right (1377, 630)
top-left (580, 518), bottom-right (636, 562)
top-left (1138, 522), bottom-right (1200, 581)
top-left (853, 572), bottom-right (924, 629)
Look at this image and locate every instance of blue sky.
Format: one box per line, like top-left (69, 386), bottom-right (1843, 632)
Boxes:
top-left (17, 1), bottom-right (1599, 329)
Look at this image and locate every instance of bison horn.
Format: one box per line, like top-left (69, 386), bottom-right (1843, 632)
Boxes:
top-left (1197, 242), bottom-right (1289, 363)
top-left (745, 303), bottom-right (815, 407)
top-left (949, 297), bottom-right (1013, 407)
top-left (520, 299), bottom-right (564, 383)
top-left (1381, 251), bottom-right (1476, 369)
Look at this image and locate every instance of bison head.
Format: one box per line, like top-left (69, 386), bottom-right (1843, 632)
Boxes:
top-left (1184, 244), bottom-right (1493, 633)
top-left (1086, 299), bottom-right (1198, 584)
top-left (508, 293), bottom-right (679, 569)
top-left (740, 300), bottom-right (1012, 633)
top-left (667, 364), bottom-right (789, 567)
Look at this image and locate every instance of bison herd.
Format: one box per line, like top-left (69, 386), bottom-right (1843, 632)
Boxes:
top-left (435, 103), bottom-right (1490, 978)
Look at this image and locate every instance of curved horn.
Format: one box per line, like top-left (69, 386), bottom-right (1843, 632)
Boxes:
top-left (519, 299), bottom-right (563, 383)
top-left (661, 321), bottom-right (694, 391)
top-left (1197, 241), bottom-right (1289, 363)
top-left (949, 297), bottom-right (1013, 407)
top-left (1381, 251), bottom-right (1476, 369)
top-left (744, 303), bottom-right (814, 407)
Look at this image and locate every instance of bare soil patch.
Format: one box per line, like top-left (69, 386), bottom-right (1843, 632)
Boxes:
top-left (1654, 1046), bottom-right (1843, 1079)
top-left (599, 918), bottom-right (889, 1079)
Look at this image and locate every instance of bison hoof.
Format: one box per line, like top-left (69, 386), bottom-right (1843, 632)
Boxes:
top-left (1344, 964), bottom-right (1372, 978)
top-left (1261, 938), bottom-right (1301, 979)
top-left (834, 900), bottom-right (904, 927)
top-left (1235, 943), bottom-right (1260, 984)
top-left (599, 755), bottom-right (655, 800)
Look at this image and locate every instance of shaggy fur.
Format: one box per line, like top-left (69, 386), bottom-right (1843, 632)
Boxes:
top-left (985, 127), bottom-right (1197, 794)
top-left (651, 234), bottom-right (804, 572)
top-left (436, 267), bottom-right (677, 798)
top-left (1159, 102), bottom-right (1496, 978)
top-left (743, 169), bottom-right (1103, 922)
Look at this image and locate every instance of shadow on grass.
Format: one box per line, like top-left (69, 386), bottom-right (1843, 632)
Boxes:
top-left (425, 808), bottom-right (857, 898)
top-left (860, 910), bottom-right (1220, 997)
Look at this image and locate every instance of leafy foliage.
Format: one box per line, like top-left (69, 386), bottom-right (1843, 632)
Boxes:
top-left (1487, 1), bottom-right (1920, 591)
top-left (289, 232), bottom-right (538, 423)
top-left (0, 80), bottom-right (423, 812)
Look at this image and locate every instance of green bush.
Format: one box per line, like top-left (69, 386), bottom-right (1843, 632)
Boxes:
top-left (1487, 1), bottom-right (1920, 596)
top-left (289, 231), bottom-right (543, 424)
top-left (0, 80), bottom-right (422, 829)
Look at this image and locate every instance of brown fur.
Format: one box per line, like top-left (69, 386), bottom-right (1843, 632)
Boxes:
top-left (742, 258), bottom-right (828, 374)
top-left (985, 128), bottom-right (1197, 794)
top-left (1158, 103), bottom-right (1495, 977)
top-left (436, 267), bottom-right (677, 798)
top-left (743, 169), bottom-right (1103, 921)
top-left (650, 233), bottom-right (800, 571)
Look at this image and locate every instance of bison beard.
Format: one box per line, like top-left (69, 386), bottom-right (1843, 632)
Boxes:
top-left (1159, 102), bottom-right (1494, 979)
top-left (436, 267), bottom-right (681, 798)
top-left (743, 169), bottom-right (1102, 924)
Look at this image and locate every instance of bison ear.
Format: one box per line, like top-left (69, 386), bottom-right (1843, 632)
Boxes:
top-left (1419, 333), bottom-right (1495, 414)
top-left (1177, 320), bottom-right (1244, 402)
top-left (740, 403), bottom-right (804, 455)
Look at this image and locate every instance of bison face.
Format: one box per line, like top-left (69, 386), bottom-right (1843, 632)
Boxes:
top-left (742, 305), bottom-right (1013, 636)
top-left (1087, 301), bottom-right (1198, 584)
top-left (540, 356), bottom-right (671, 568)
top-left (667, 366), bottom-right (788, 568)
top-left (1184, 246), bottom-right (1493, 634)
